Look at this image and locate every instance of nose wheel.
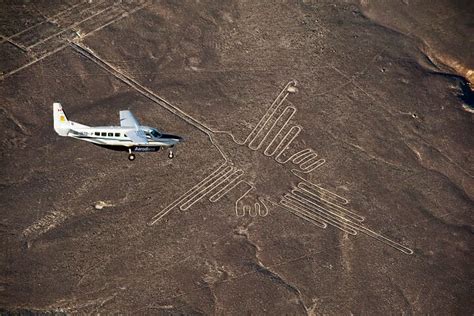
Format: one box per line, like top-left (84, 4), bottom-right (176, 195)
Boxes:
top-left (168, 151), bottom-right (174, 159)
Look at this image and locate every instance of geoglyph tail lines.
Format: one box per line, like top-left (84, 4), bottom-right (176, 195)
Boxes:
top-left (297, 180), bottom-right (349, 205)
top-left (144, 78), bottom-right (412, 254)
top-left (356, 224), bottom-right (414, 255)
top-left (291, 188), bottom-right (364, 223)
top-left (288, 190), bottom-right (361, 229)
top-left (280, 198), bottom-right (327, 229)
top-left (280, 182), bottom-right (414, 254)
top-left (291, 181), bottom-right (365, 222)
top-left (283, 194), bottom-right (358, 235)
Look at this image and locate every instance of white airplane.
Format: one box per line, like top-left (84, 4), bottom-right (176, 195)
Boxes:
top-left (53, 102), bottom-right (182, 161)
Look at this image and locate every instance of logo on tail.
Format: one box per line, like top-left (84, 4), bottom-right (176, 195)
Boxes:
top-left (53, 102), bottom-right (70, 136)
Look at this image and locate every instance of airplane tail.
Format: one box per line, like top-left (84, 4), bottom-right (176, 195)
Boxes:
top-left (53, 102), bottom-right (71, 136)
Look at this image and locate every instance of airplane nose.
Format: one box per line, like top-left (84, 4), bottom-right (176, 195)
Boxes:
top-left (161, 133), bottom-right (183, 143)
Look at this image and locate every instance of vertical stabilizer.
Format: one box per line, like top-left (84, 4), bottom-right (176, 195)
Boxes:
top-left (53, 102), bottom-right (71, 136)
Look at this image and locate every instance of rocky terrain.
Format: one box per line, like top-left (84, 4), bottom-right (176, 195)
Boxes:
top-left (0, 0), bottom-right (472, 314)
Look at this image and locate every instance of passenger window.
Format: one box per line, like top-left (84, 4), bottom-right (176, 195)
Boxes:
top-left (108, 133), bottom-right (113, 137)
top-left (101, 132), bottom-right (106, 136)
top-left (95, 132), bottom-right (100, 136)
top-left (115, 133), bottom-right (120, 137)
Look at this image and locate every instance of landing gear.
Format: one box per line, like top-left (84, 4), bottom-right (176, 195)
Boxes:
top-left (128, 148), bottom-right (135, 161)
top-left (168, 151), bottom-right (174, 159)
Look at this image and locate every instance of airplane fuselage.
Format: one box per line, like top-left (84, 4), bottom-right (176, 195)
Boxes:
top-left (53, 102), bottom-right (183, 160)
top-left (68, 125), bottom-right (181, 150)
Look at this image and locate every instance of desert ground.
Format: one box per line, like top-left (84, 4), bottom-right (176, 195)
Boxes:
top-left (0, 0), bottom-right (472, 314)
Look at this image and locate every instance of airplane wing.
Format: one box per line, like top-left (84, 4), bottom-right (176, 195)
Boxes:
top-left (120, 110), bottom-right (140, 128)
top-left (127, 130), bottom-right (148, 144)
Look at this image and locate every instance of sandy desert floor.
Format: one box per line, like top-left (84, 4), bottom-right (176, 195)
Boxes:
top-left (0, 0), bottom-right (472, 314)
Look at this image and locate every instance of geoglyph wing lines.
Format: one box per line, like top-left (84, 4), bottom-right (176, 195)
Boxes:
top-left (148, 80), bottom-right (413, 255)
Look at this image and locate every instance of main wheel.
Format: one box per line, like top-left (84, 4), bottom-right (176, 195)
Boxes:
top-left (128, 153), bottom-right (136, 161)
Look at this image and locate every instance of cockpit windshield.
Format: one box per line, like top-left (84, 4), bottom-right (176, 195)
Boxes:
top-left (150, 129), bottom-right (161, 138)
